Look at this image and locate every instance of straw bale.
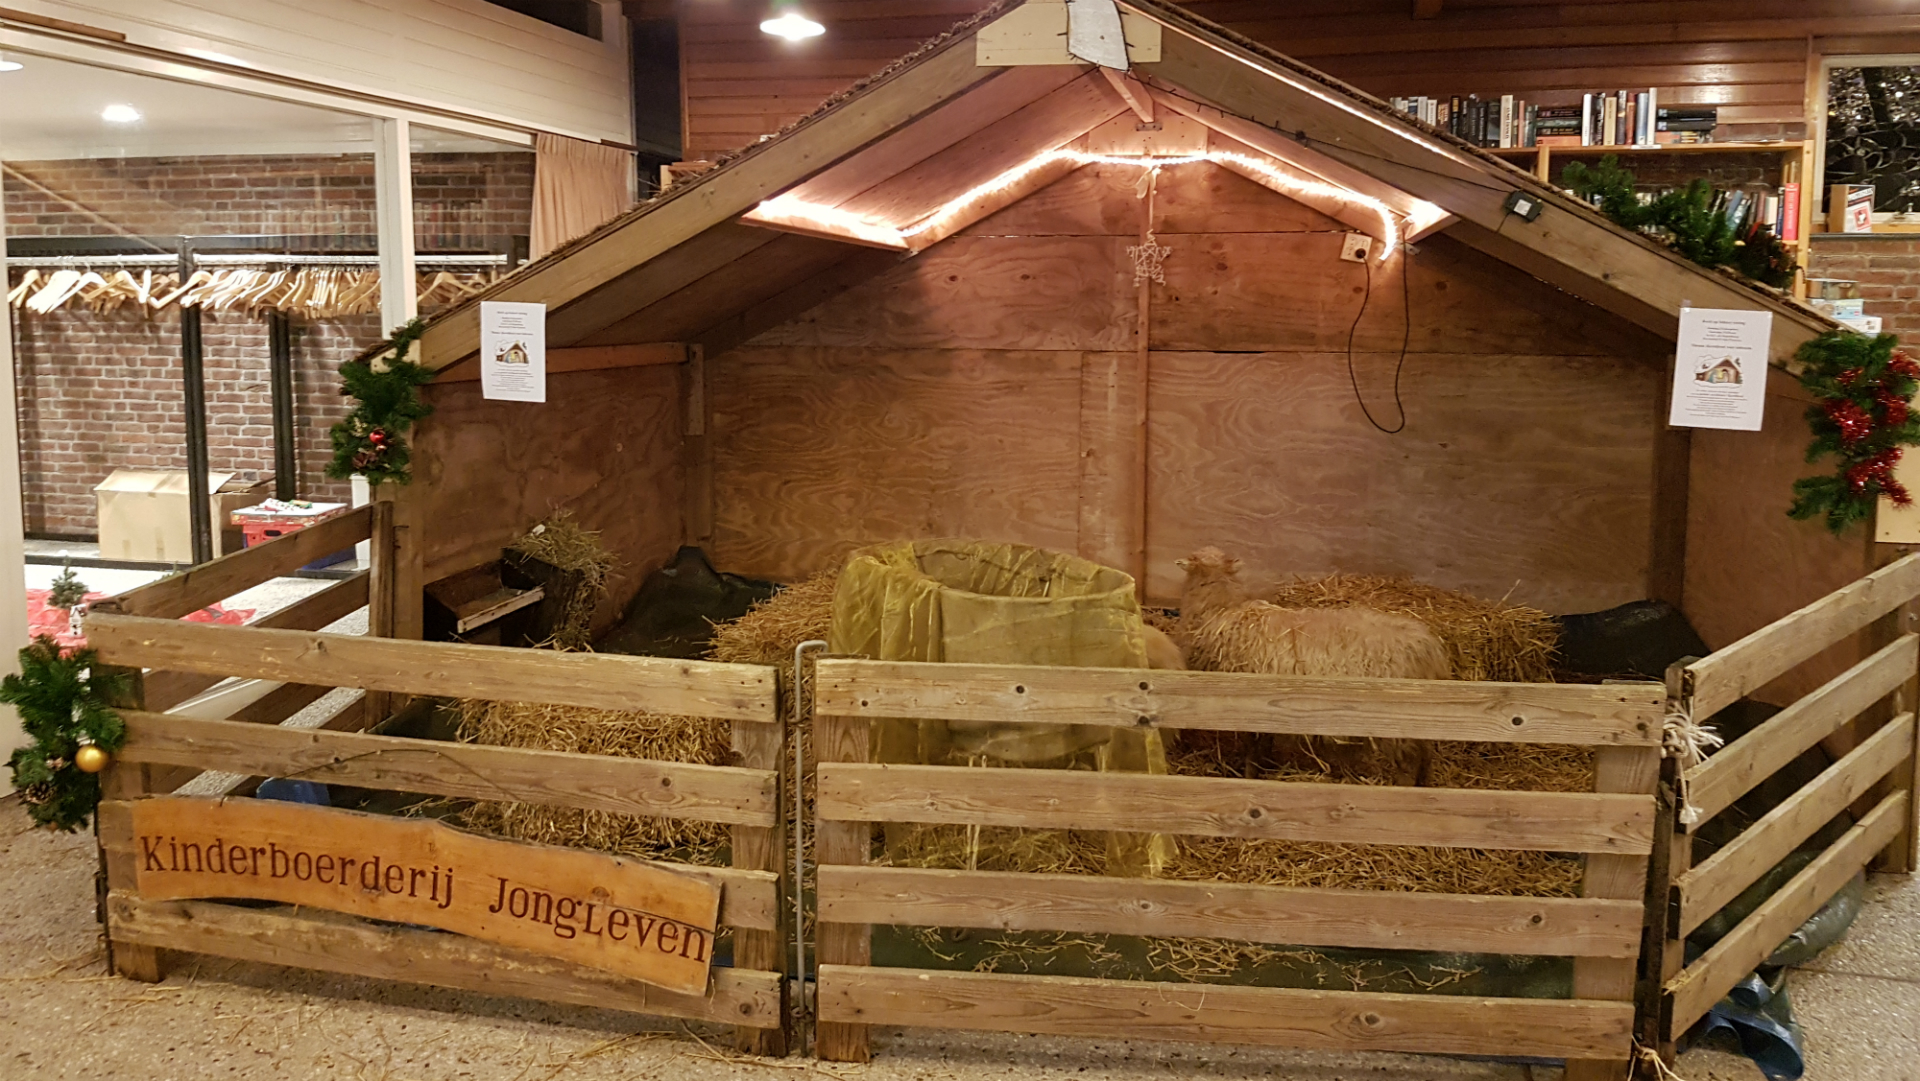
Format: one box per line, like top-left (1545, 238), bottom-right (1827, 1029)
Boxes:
top-left (709, 570), bottom-right (838, 669)
top-left (508, 512), bottom-right (618, 649)
top-left (452, 698), bottom-right (732, 864)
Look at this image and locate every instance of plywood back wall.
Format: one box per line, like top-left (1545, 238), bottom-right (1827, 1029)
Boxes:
top-left (412, 364), bottom-right (685, 629)
top-left (708, 163), bottom-right (1671, 614)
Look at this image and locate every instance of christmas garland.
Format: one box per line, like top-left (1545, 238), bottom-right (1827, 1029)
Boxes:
top-left (1789, 330), bottom-right (1920, 534)
top-left (326, 318), bottom-right (435, 486)
top-left (4, 637), bottom-right (128, 832)
top-left (1561, 156), bottom-right (1797, 289)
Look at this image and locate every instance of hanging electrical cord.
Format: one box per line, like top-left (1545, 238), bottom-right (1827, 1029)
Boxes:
top-left (1344, 245), bottom-right (1414, 435)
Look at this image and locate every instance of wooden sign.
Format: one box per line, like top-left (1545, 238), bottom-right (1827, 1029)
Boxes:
top-left (130, 797), bottom-right (720, 995)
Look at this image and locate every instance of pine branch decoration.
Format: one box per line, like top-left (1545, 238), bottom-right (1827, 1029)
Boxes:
top-left (327, 319), bottom-right (435, 487)
top-left (1789, 330), bottom-right (1920, 533)
top-left (1561, 156), bottom-right (1796, 289)
top-left (3, 637), bottom-right (129, 831)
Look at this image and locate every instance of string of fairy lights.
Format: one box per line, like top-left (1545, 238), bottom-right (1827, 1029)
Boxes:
top-left (756, 148), bottom-right (1440, 262)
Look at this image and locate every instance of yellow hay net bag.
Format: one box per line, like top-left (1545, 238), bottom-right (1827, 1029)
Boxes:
top-left (827, 539), bottom-right (1173, 875)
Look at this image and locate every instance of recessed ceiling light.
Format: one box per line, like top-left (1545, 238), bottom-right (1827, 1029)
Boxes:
top-left (101, 103), bottom-right (141, 123)
top-left (760, 12), bottom-right (824, 40)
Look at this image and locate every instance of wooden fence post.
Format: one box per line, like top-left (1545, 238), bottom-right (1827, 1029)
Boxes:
top-left (1566, 742), bottom-right (1661, 1081)
top-left (364, 498), bottom-right (397, 726)
top-left (732, 711), bottom-right (789, 1055)
top-left (98, 665), bottom-right (165, 983)
top-left (814, 712), bottom-right (871, 1063)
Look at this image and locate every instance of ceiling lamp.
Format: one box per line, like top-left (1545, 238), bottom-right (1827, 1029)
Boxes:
top-left (760, 11), bottom-right (824, 41)
top-left (101, 103), bottom-right (142, 123)
top-left (0, 53), bottom-right (22, 72)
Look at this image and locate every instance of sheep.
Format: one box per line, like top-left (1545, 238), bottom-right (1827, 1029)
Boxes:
top-left (1176, 547), bottom-right (1451, 785)
top-left (1142, 623), bottom-right (1187, 670)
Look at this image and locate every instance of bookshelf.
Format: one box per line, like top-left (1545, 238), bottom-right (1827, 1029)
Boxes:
top-left (1488, 141), bottom-right (1805, 182)
top-left (1491, 141), bottom-right (1813, 294)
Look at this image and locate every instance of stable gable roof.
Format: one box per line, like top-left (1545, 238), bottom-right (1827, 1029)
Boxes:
top-left (414, 0), bottom-right (1829, 374)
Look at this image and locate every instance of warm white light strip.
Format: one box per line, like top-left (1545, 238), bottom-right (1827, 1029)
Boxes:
top-left (752, 150), bottom-right (1409, 260)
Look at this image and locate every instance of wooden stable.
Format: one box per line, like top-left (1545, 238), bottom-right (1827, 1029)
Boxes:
top-left (78, 1), bottom-right (1920, 1077)
top-left (83, 510), bottom-right (793, 1052)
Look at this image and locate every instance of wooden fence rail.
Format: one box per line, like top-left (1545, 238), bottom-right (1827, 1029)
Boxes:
top-left (810, 660), bottom-right (1663, 1078)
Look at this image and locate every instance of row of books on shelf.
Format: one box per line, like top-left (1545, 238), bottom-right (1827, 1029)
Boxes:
top-left (1389, 91), bottom-right (1718, 149)
top-left (1722, 184), bottom-right (1801, 243)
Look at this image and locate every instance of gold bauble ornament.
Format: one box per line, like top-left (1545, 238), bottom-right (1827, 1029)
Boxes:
top-left (74, 744), bottom-right (110, 773)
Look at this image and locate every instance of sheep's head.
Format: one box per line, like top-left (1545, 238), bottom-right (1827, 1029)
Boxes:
top-left (1175, 547), bottom-right (1247, 616)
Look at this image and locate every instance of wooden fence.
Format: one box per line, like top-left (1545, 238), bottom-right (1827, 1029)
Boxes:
top-left (809, 661), bottom-right (1667, 1081)
top-left (1648, 553), bottom-right (1920, 1057)
top-left (83, 508), bottom-right (791, 1051)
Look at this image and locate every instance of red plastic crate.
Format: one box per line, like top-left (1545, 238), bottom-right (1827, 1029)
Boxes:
top-left (240, 520), bottom-right (353, 569)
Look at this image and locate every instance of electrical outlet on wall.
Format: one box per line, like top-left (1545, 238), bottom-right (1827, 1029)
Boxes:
top-left (1340, 233), bottom-right (1372, 263)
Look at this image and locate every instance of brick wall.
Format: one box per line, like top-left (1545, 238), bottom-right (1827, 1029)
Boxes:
top-left (1808, 236), bottom-right (1920, 342)
top-left (5, 151), bottom-right (531, 537)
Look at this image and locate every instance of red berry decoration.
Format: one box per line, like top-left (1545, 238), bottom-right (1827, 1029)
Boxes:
top-left (368, 428), bottom-right (388, 446)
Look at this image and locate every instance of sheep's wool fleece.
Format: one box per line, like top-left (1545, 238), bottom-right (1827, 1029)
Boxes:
top-left (1188, 604), bottom-right (1452, 679)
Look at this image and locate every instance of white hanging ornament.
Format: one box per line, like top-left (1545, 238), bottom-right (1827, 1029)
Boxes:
top-left (1128, 232), bottom-right (1171, 286)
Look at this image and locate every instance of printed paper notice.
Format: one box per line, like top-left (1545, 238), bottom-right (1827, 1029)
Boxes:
top-left (480, 301), bottom-right (546, 403)
top-left (1669, 307), bottom-right (1770, 431)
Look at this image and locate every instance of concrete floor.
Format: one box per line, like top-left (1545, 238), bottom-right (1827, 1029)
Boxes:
top-left (0, 805), bottom-right (1914, 1081)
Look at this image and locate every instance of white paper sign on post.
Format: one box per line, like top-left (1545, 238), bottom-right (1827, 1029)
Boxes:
top-left (480, 301), bottom-right (547, 403)
top-left (1668, 307), bottom-right (1771, 431)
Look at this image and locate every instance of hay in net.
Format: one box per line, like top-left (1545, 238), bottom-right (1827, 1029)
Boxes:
top-left (508, 511), bottom-right (618, 649)
top-left (1263, 573), bottom-right (1559, 684)
top-left (452, 697), bottom-right (733, 864)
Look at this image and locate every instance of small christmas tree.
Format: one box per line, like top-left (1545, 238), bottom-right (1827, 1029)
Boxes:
top-left (47, 560), bottom-right (88, 610)
top-left (3, 636), bottom-right (128, 831)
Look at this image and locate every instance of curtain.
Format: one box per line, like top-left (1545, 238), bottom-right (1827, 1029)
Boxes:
top-left (530, 133), bottom-right (634, 260)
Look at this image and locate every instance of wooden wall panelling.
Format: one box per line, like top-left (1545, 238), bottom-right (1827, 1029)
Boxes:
top-left (708, 347), bottom-right (1087, 580)
top-left (1685, 368), bottom-right (1877, 708)
top-left (678, 0), bottom-right (1001, 161)
top-left (671, 2), bottom-right (1912, 162)
top-left (410, 366), bottom-right (685, 630)
top-left (1144, 348), bottom-right (1662, 611)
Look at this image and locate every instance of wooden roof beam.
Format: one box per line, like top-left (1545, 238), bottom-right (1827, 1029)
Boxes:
top-left (414, 27), bottom-right (1002, 370)
top-left (1100, 68), bottom-right (1155, 123)
top-left (1413, 0), bottom-right (1443, 20)
top-left (777, 65), bottom-right (1095, 212)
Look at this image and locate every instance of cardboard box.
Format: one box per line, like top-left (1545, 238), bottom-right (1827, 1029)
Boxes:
top-left (95, 470), bottom-right (271, 563)
top-left (1830, 184), bottom-right (1875, 233)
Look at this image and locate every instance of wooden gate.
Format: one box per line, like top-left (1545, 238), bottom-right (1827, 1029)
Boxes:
top-left (809, 660), bottom-right (1665, 1079)
top-left (1647, 553), bottom-right (1920, 1057)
